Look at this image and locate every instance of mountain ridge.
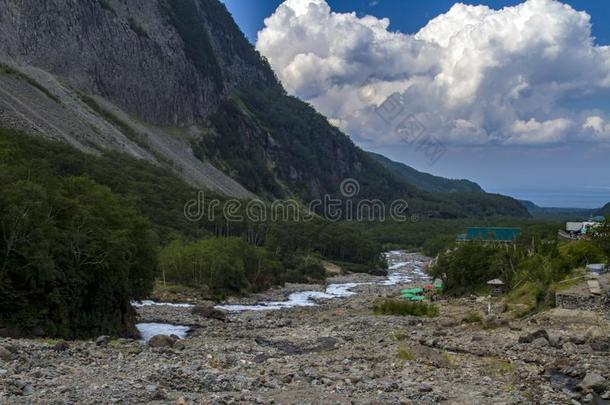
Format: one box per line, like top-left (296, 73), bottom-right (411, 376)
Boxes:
top-left (0, 0), bottom-right (529, 218)
top-left (367, 152), bottom-right (484, 194)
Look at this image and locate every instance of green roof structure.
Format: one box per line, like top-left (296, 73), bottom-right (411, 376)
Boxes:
top-left (460, 227), bottom-right (521, 243)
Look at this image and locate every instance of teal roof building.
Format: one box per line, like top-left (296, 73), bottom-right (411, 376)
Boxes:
top-left (458, 227), bottom-right (521, 243)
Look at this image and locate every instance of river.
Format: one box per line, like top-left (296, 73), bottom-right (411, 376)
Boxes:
top-left (133, 251), bottom-right (430, 341)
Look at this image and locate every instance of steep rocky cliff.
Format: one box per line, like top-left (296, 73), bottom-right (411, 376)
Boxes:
top-left (0, 0), bottom-right (274, 126)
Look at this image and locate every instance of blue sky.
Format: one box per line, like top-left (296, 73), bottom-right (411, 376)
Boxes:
top-left (221, 1), bottom-right (610, 208)
top-left (222, 0), bottom-right (610, 45)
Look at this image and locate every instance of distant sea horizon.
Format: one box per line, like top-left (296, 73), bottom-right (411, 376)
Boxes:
top-left (490, 188), bottom-right (610, 209)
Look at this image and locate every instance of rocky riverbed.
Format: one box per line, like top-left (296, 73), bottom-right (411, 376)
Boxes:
top-left (1, 253), bottom-right (609, 404)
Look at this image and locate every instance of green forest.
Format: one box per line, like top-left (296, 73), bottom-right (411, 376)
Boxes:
top-left (1, 127), bottom-right (604, 339)
top-left (0, 129), bottom-right (382, 338)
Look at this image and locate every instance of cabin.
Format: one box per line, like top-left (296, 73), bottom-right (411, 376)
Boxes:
top-left (587, 264), bottom-right (607, 275)
top-left (487, 279), bottom-right (505, 296)
top-left (457, 227), bottom-right (521, 243)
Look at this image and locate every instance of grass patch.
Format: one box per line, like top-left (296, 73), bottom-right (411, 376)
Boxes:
top-left (502, 281), bottom-right (540, 318)
top-left (483, 357), bottom-right (515, 377)
top-left (397, 347), bottom-right (414, 361)
top-left (373, 299), bottom-right (439, 317)
top-left (392, 330), bottom-right (408, 341)
top-left (442, 351), bottom-right (457, 368)
top-left (151, 280), bottom-right (201, 302)
top-left (462, 311), bottom-right (483, 324)
top-left (552, 268), bottom-right (587, 292)
top-left (0, 63), bottom-right (60, 103)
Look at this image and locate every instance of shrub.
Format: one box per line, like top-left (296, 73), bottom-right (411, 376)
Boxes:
top-left (373, 299), bottom-right (439, 317)
top-left (462, 311), bottom-right (483, 324)
top-left (397, 347), bottom-right (414, 360)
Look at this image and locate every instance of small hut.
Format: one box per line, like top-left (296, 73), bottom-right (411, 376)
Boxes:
top-left (487, 279), bottom-right (505, 296)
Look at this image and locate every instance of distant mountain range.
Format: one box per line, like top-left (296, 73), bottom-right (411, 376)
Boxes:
top-left (520, 200), bottom-right (609, 220)
top-left (367, 152), bottom-right (484, 194)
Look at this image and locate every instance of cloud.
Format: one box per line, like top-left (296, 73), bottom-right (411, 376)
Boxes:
top-left (256, 0), bottom-right (610, 146)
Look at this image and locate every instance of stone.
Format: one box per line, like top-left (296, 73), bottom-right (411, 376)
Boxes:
top-left (584, 326), bottom-right (605, 342)
top-left (148, 335), bottom-right (176, 348)
top-left (531, 337), bottom-right (549, 348)
top-left (583, 393), bottom-right (594, 403)
top-left (590, 340), bottom-right (610, 352)
top-left (96, 336), bottom-right (111, 347)
top-left (23, 384), bottom-right (34, 396)
top-left (0, 346), bottom-right (12, 361)
top-left (419, 383), bottom-right (433, 392)
top-left (53, 341), bottom-right (70, 352)
top-left (547, 332), bottom-right (562, 348)
top-left (518, 329), bottom-right (549, 344)
top-left (571, 335), bottom-right (586, 345)
top-left (191, 305), bottom-right (227, 321)
top-left (562, 342), bottom-right (578, 352)
top-left (580, 372), bottom-right (608, 393)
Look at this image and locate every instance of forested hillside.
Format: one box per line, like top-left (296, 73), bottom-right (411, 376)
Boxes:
top-left (368, 152), bottom-right (484, 194)
top-left (0, 128), bottom-right (385, 337)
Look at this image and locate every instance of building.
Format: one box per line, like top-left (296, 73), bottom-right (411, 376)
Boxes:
top-left (457, 227), bottom-right (521, 243)
top-left (487, 279), bottom-right (505, 296)
top-left (587, 264), bottom-right (607, 275)
top-left (563, 216), bottom-right (606, 240)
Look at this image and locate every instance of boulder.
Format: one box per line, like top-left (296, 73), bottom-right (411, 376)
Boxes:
top-left (148, 335), bottom-right (176, 348)
top-left (52, 341), bottom-right (70, 352)
top-left (531, 337), bottom-right (549, 348)
top-left (547, 332), bottom-right (562, 348)
top-left (95, 335), bottom-right (111, 347)
top-left (580, 372), bottom-right (608, 393)
top-left (191, 305), bottom-right (227, 321)
top-left (584, 326), bottom-right (606, 342)
top-left (0, 346), bottom-right (12, 361)
top-left (590, 340), bottom-right (610, 352)
top-left (418, 383), bottom-right (433, 392)
top-left (369, 268), bottom-right (388, 277)
top-left (518, 329), bottom-right (549, 344)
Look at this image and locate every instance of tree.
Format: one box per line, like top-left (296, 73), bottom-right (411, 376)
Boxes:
top-left (0, 176), bottom-right (156, 338)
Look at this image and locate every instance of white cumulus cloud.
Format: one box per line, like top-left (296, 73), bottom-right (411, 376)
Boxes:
top-left (256, 0), bottom-right (610, 146)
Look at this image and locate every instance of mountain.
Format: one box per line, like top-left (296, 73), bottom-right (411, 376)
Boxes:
top-left (367, 152), bottom-right (484, 194)
top-left (519, 200), bottom-right (596, 221)
top-left (0, 0), bottom-right (528, 218)
top-left (596, 203), bottom-right (610, 217)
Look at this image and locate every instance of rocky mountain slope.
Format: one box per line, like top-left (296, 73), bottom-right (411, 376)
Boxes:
top-left (0, 0), bottom-right (528, 217)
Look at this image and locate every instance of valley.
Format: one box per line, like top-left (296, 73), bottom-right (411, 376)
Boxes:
top-left (1, 252), bottom-right (608, 404)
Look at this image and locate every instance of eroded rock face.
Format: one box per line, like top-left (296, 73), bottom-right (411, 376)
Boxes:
top-left (0, 0), bottom-right (274, 127)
